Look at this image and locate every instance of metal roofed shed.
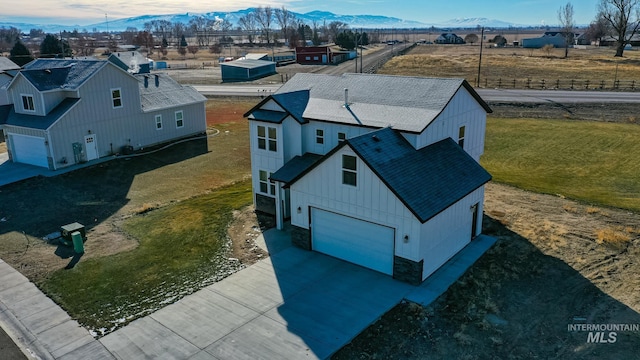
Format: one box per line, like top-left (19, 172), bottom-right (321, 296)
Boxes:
top-left (220, 59), bottom-right (276, 83)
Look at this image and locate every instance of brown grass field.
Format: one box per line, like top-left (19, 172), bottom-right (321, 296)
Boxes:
top-left (380, 44), bottom-right (640, 90)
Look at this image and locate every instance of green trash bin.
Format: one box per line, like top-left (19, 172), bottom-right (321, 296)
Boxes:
top-left (71, 231), bottom-right (84, 254)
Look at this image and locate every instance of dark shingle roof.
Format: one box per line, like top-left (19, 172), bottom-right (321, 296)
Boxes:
top-left (6, 98), bottom-right (80, 130)
top-left (270, 153), bottom-right (323, 184)
top-left (264, 73), bottom-right (491, 133)
top-left (137, 73), bottom-right (206, 112)
top-left (347, 128), bottom-right (491, 222)
top-left (21, 59), bottom-right (106, 91)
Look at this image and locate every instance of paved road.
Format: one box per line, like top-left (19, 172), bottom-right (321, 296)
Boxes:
top-left (194, 84), bottom-right (640, 103)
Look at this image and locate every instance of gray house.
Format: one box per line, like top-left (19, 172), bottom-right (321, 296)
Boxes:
top-left (0, 57), bottom-right (21, 106)
top-left (2, 59), bottom-right (206, 170)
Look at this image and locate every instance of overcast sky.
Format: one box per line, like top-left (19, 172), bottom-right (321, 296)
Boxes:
top-left (4, 0), bottom-right (600, 26)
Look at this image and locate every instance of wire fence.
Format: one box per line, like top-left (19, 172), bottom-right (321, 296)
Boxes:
top-left (478, 78), bottom-right (639, 91)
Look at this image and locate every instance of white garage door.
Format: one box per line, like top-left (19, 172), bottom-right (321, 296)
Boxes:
top-left (11, 134), bottom-right (48, 168)
top-left (311, 208), bottom-right (395, 275)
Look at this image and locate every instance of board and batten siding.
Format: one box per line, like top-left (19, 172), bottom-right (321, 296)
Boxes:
top-left (10, 77), bottom-right (45, 116)
top-left (302, 120), bottom-right (371, 156)
top-left (419, 186), bottom-right (485, 280)
top-left (405, 88), bottom-right (487, 161)
top-left (250, 120), bottom-right (285, 201)
top-left (289, 147), bottom-right (422, 260)
top-left (42, 90), bottom-right (74, 115)
top-left (282, 117), bottom-right (302, 162)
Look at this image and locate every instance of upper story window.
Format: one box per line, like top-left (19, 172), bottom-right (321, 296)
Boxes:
top-left (111, 88), bottom-right (123, 108)
top-left (155, 115), bottom-right (162, 130)
top-left (21, 95), bottom-right (35, 112)
top-left (342, 154), bottom-right (357, 186)
top-left (175, 111), bottom-right (184, 128)
top-left (259, 170), bottom-right (276, 195)
top-left (257, 125), bottom-right (277, 152)
top-left (458, 125), bottom-right (466, 148)
top-left (316, 129), bottom-right (324, 144)
top-left (338, 132), bottom-right (346, 142)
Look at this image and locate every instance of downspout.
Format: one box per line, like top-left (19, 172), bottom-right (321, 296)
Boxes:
top-left (275, 181), bottom-right (283, 230)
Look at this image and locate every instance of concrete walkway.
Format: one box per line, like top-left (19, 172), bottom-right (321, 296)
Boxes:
top-left (0, 226), bottom-right (495, 360)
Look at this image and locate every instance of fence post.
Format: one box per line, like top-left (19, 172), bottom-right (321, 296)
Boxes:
top-left (571, 79), bottom-right (574, 89)
top-left (631, 80), bottom-right (635, 91)
top-left (540, 79), bottom-right (545, 89)
top-left (614, 80), bottom-right (619, 90)
top-left (526, 78), bottom-right (531, 89)
top-left (485, 78), bottom-right (488, 88)
top-left (600, 80), bottom-right (605, 89)
top-left (556, 79), bottom-right (560, 89)
top-left (585, 80), bottom-right (590, 89)
top-left (513, 79), bottom-right (516, 88)
top-left (498, 78), bottom-right (502, 88)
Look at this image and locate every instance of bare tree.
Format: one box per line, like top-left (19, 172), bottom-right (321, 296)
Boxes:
top-left (558, 2), bottom-right (574, 58)
top-left (189, 16), bottom-right (207, 46)
top-left (275, 6), bottom-right (295, 45)
top-left (254, 6), bottom-right (274, 45)
top-left (327, 21), bottom-right (348, 43)
top-left (187, 45), bottom-right (199, 58)
top-left (238, 13), bottom-right (258, 44)
top-left (585, 15), bottom-right (610, 45)
top-left (598, 0), bottom-right (640, 56)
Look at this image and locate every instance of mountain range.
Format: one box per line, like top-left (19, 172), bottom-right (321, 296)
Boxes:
top-left (1, 8), bottom-right (526, 34)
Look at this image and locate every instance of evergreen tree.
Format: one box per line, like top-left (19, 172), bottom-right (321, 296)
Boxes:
top-left (40, 34), bottom-right (71, 58)
top-left (180, 34), bottom-right (188, 47)
top-left (9, 41), bottom-right (33, 66)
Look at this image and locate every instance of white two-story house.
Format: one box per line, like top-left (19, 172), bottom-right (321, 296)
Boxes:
top-left (245, 73), bottom-right (492, 284)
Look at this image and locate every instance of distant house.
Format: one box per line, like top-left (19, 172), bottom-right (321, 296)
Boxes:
top-left (244, 53), bottom-right (269, 61)
top-left (522, 32), bottom-right (574, 48)
top-left (1, 59), bottom-right (206, 170)
top-left (220, 59), bottom-right (277, 82)
top-left (296, 46), bottom-right (354, 65)
top-left (244, 73), bottom-right (492, 284)
top-left (108, 51), bottom-right (151, 74)
top-left (434, 33), bottom-right (465, 44)
top-left (0, 58), bottom-right (21, 105)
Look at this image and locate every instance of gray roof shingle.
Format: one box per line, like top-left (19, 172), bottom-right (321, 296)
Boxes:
top-left (137, 73), bottom-right (206, 112)
top-left (21, 59), bottom-right (106, 91)
top-left (0, 57), bottom-right (20, 72)
top-left (347, 128), bottom-right (492, 222)
top-left (6, 98), bottom-right (80, 130)
top-left (266, 73), bottom-right (491, 133)
top-left (270, 153), bottom-right (323, 184)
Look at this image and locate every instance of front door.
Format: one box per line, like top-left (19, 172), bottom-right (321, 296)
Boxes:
top-left (84, 134), bottom-right (98, 161)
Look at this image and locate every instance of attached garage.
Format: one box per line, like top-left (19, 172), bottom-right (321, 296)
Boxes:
top-left (10, 134), bottom-right (48, 168)
top-left (311, 208), bottom-right (395, 275)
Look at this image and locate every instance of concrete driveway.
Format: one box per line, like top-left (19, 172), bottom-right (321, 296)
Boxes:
top-left (100, 229), bottom-right (413, 359)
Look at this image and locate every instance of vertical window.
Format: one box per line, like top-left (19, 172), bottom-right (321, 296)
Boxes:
top-left (342, 154), bottom-right (357, 186)
top-left (111, 88), bottom-right (122, 108)
top-left (175, 111), bottom-right (184, 128)
top-left (21, 95), bottom-right (35, 111)
top-left (155, 115), bottom-right (162, 130)
top-left (458, 125), bottom-right (466, 148)
top-left (338, 132), bottom-right (346, 142)
top-left (316, 129), bottom-right (324, 144)
top-left (257, 125), bottom-right (277, 152)
top-left (259, 170), bottom-right (275, 195)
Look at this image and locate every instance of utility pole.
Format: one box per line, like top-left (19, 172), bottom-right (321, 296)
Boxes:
top-left (476, 27), bottom-right (484, 88)
top-left (360, 28), bottom-right (363, 73)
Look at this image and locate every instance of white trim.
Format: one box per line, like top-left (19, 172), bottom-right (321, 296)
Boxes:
top-left (175, 110), bottom-right (184, 128)
top-left (155, 114), bottom-right (163, 130)
top-left (315, 128), bottom-right (324, 144)
top-left (111, 87), bottom-right (123, 108)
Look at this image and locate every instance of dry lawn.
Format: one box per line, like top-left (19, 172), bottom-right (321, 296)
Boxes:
top-left (380, 45), bottom-right (640, 89)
